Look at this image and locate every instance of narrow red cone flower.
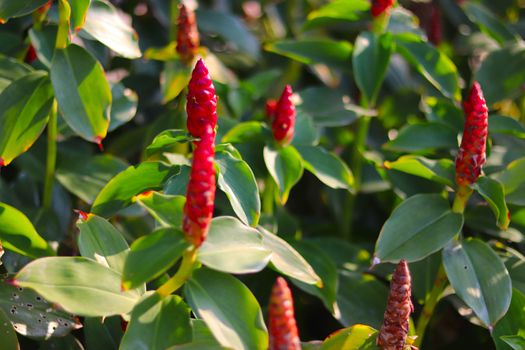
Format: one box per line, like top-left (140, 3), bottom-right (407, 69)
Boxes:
top-left (371, 0), bottom-right (395, 17)
top-left (272, 85), bottom-right (295, 145)
top-left (377, 260), bottom-right (413, 350)
top-left (176, 3), bottom-right (200, 63)
top-left (268, 277), bottom-right (301, 350)
top-left (455, 82), bottom-right (488, 186)
top-left (182, 125), bottom-right (216, 247)
top-left (187, 59), bottom-right (218, 139)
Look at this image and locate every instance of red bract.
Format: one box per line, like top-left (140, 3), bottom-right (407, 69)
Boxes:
top-left (455, 82), bottom-right (488, 186)
top-left (266, 99), bottom-right (277, 120)
top-left (427, 4), bottom-right (442, 45)
top-left (177, 3), bottom-right (200, 63)
top-left (187, 59), bottom-right (218, 139)
top-left (272, 85), bottom-right (295, 145)
top-left (182, 125), bottom-right (216, 247)
top-left (371, 0), bottom-right (395, 17)
top-left (268, 277), bottom-right (301, 350)
top-left (24, 44), bottom-right (37, 64)
top-left (377, 260), bottom-right (413, 350)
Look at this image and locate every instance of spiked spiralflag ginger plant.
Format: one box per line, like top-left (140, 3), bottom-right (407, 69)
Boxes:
top-left (371, 0), bottom-right (395, 17)
top-left (272, 85), bottom-right (295, 146)
top-left (377, 260), bottom-right (414, 350)
top-left (176, 3), bottom-right (200, 63)
top-left (187, 59), bottom-right (218, 138)
top-left (268, 277), bottom-right (301, 350)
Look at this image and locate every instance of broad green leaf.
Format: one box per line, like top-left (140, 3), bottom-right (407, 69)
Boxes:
top-left (387, 8), bottom-right (425, 36)
top-left (384, 122), bottom-right (458, 153)
top-left (443, 238), bottom-right (512, 328)
top-left (161, 59), bottom-right (193, 103)
top-left (122, 228), bottom-right (191, 290)
top-left (50, 44), bottom-right (111, 143)
top-left (0, 280), bottom-right (82, 339)
top-left (84, 317), bottom-right (123, 350)
top-left (0, 0), bottom-right (48, 22)
top-left (165, 166), bottom-right (191, 196)
top-left (216, 149), bottom-right (261, 227)
top-left (258, 226), bottom-right (321, 285)
top-left (423, 96), bottom-right (464, 133)
top-left (505, 250), bottom-right (525, 295)
top-left (198, 217), bottom-right (271, 274)
top-left (383, 156), bottom-right (455, 186)
top-left (91, 161), bottom-right (179, 217)
top-left (472, 176), bottom-right (510, 229)
top-left (394, 33), bottom-right (461, 100)
top-left (28, 25), bottom-right (57, 68)
top-left (375, 194), bottom-right (463, 262)
top-left (109, 82), bottom-right (137, 132)
top-left (120, 293), bottom-right (192, 349)
top-left (304, 0), bottom-right (370, 30)
top-left (295, 145), bottom-right (353, 190)
top-left (265, 39), bottom-right (353, 70)
top-left (135, 191), bottom-right (185, 228)
top-left (69, 0), bottom-right (90, 32)
top-left (145, 129), bottom-right (194, 158)
top-left (353, 31), bottom-right (393, 106)
top-left (185, 268), bottom-right (268, 350)
top-left (222, 122), bottom-right (271, 144)
top-left (291, 112), bottom-right (318, 147)
top-left (494, 157), bottom-right (525, 195)
top-left (489, 115), bottom-right (525, 138)
top-left (0, 202), bottom-right (54, 258)
top-left (77, 214), bottom-right (129, 273)
top-left (82, 0), bottom-right (141, 58)
top-left (263, 145), bottom-right (304, 204)
top-left (56, 154), bottom-right (128, 204)
top-left (320, 324), bottom-right (379, 350)
top-left (0, 308), bottom-right (17, 350)
top-left (0, 71), bottom-right (53, 165)
top-left (462, 2), bottom-right (518, 45)
top-left (501, 335), bottom-right (525, 350)
top-left (492, 289), bottom-right (525, 350)
top-left (0, 54), bottom-right (33, 92)
top-left (15, 257), bottom-right (141, 317)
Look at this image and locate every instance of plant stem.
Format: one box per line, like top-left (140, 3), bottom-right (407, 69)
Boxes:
top-left (43, 99), bottom-right (58, 210)
top-left (262, 175), bottom-right (275, 215)
top-left (156, 248), bottom-right (197, 297)
top-left (452, 184), bottom-right (473, 214)
top-left (55, 0), bottom-right (70, 49)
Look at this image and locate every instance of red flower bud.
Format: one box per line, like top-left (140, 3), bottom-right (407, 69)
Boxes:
top-left (377, 260), bottom-right (413, 350)
top-left (182, 125), bottom-right (216, 247)
top-left (268, 277), bottom-right (301, 350)
top-left (187, 59), bottom-right (218, 139)
top-left (427, 4), bottom-right (442, 45)
top-left (371, 0), bottom-right (395, 18)
top-left (25, 44), bottom-right (37, 64)
top-left (176, 4), bottom-right (200, 63)
top-left (455, 82), bottom-right (488, 186)
top-left (266, 99), bottom-right (277, 120)
top-left (272, 85), bottom-right (295, 145)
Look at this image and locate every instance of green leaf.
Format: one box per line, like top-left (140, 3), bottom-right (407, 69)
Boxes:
top-left (383, 156), bottom-right (455, 187)
top-left (0, 54), bottom-right (33, 92)
top-left (423, 96), bottom-right (464, 133)
top-left (216, 149), bottom-right (261, 227)
top-left (165, 165), bottom-right (191, 196)
top-left (489, 115), bottom-right (525, 138)
top-left (161, 59), bottom-right (193, 103)
top-left (84, 317), bottom-right (123, 350)
top-left (0, 202), bottom-right (54, 258)
top-left (28, 25), bottom-right (57, 68)
top-left (185, 268), bottom-right (268, 350)
top-left (0, 0), bottom-right (48, 22)
top-left (77, 214), bottom-right (129, 273)
top-left (295, 145), bottom-right (354, 190)
top-left (135, 191), bottom-right (186, 228)
top-left (472, 176), bottom-right (510, 229)
top-left (81, 0), bottom-right (141, 58)
top-left (15, 257), bottom-right (141, 317)
top-left (0, 308), bottom-right (17, 350)
top-left (375, 194), bottom-right (464, 262)
top-left (264, 39), bottom-right (353, 70)
top-left (69, 0), bottom-right (90, 32)
top-left (320, 324), bottom-right (379, 350)
top-left (263, 145), bottom-right (304, 204)
top-left (501, 335), bottom-right (525, 350)
top-left (291, 112), bottom-right (318, 147)
top-left (122, 228), bottom-right (191, 290)
top-left (492, 289), bottom-right (525, 350)
top-left (221, 122), bottom-right (271, 144)
top-left (258, 226), bottom-right (321, 285)
top-left (352, 31), bottom-right (393, 106)
top-left (384, 122), bottom-right (458, 153)
top-left (394, 33), bottom-right (461, 101)
top-left (91, 161), bottom-right (179, 217)
top-left (462, 2), bottom-right (518, 45)
top-left (443, 238), bottom-right (512, 328)
top-left (145, 129), bottom-right (194, 158)
top-left (0, 71), bottom-right (53, 165)
top-left (109, 82), bottom-right (137, 132)
top-left (50, 44), bottom-right (111, 143)
top-left (304, 0), bottom-right (370, 30)
top-left (198, 217), bottom-right (271, 274)
top-left (494, 157), bottom-right (525, 194)
top-left (120, 293), bottom-right (192, 349)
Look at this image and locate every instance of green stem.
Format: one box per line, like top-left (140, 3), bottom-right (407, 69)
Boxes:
top-left (43, 100), bottom-right (58, 210)
top-left (157, 248), bottom-right (197, 297)
top-left (55, 0), bottom-right (70, 49)
top-left (169, 0), bottom-right (179, 42)
top-left (262, 175), bottom-right (275, 215)
top-left (452, 184), bottom-right (473, 214)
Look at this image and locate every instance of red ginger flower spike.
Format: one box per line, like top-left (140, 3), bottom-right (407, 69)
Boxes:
top-left (272, 85), bottom-right (295, 145)
top-left (371, 0), bottom-right (395, 18)
top-left (187, 59), bottom-right (218, 139)
top-left (377, 260), bottom-right (414, 350)
top-left (268, 277), bottom-right (301, 350)
top-left (455, 81), bottom-right (488, 186)
top-left (182, 125), bottom-right (216, 247)
top-left (176, 3), bottom-right (200, 63)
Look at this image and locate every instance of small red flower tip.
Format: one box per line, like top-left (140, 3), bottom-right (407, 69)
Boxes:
top-left (176, 3), bottom-right (200, 63)
top-left (266, 99), bottom-right (277, 120)
top-left (6, 279), bottom-right (19, 288)
top-left (268, 277), bottom-right (301, 350)
top-left (455, 82), bottom-right (488, 186)
top-left (272, 85), bottom-right (295, 145)
top-left (37, 0), bottom-right (52, 14)
top-left (427, 4), bottom-right (442, 45)
top-left (120, 317), bottom-right (129, 332)
top-left (24, 44), bottom-right (37, 64)
top-left (371, 0), bottom-right (395, 18)
top-left (187, 59), bottom-right (218, 139)
top-left (377, 260), bottom-right (414, 350)
top-left (0, 157), bottom-right (4, 167)
top-left (182, 125), bottom-right (216, 247)
top-left (74, 209), bottom-right (90, 221)
top-left (94, 136), bottom-right (104, 152)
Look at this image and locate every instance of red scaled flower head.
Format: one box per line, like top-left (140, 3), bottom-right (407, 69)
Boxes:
top-left (176, 3), bottom-right (200, 63)
top-left (371, 0), bottom-right (395, 17)
top-left (268, 277), bottom-right (301, 350)
top-left (187, 59), bottom-right (218, 139)
top-left (182, 125), bottom-right (216, 247)
top-left (377, 260), bottom-right (413, 350)
top-left (272, 85), bottom-right (295, 145)
top-left (455, 82), bottom-right (488, 186)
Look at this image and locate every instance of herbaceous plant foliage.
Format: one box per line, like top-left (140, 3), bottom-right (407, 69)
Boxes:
top-left (0, 0), bottom-right (524, 349)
